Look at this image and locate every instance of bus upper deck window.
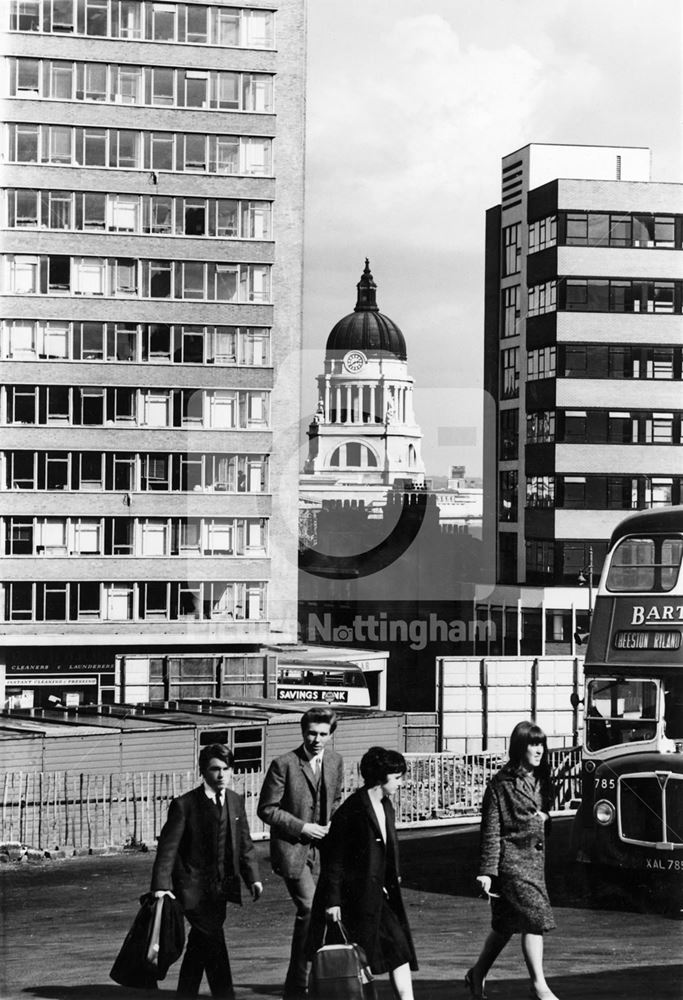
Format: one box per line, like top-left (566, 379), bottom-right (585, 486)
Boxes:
top-left (606, 536), bottom-right (682, 593)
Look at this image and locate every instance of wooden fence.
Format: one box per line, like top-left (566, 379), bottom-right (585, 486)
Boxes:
top-left (0, 748), bottom-right (581, 852)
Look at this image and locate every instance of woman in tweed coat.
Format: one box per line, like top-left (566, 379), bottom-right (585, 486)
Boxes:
top-left (465, 721), bottom-right (559, 1000)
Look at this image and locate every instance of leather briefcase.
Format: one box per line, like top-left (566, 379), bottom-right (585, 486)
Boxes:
top-left (309, 921), bottom-right (376, 1000)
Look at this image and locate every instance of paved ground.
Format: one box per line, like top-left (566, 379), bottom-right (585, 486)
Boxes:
top-left (1, 818), bottom-right (681, 1000)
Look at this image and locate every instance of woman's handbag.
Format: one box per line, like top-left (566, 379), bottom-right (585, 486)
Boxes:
top-left (309, 920), bottom-right (376, 1000)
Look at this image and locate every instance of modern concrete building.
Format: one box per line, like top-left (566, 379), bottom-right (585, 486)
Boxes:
top-left (1, 0), bottom-right (306, 707)
top-left (481, 143), bottom-right (682, 653)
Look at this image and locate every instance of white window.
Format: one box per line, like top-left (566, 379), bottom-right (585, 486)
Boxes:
top-left (109, 195), bottom-right (139, 232)
top-left (213, 328), bottom-right (237, 363)
top-left (242, 74), bottom-right (272, 112)
top-left (140, 520), bottom-right (168, 555)
top-left (72, 518), bottom-right (101, 553)
top-left (74, 257), bottom-right (105, 295)
top-left (243, 138), bottom-right (272, 176)
top-left (241, 265), bottom-right (270, 303)
top-left (7, 321), bottom-right (37, 358)
top-left (10, 256), bottom-right (39, 294)
top-left (247, 519), bottom-right (266, 551)
top-left (243, 10), bottom-right (274, 48)
top-left (205, 521), bottom-right (233, 554)
top-left (249, 460), bottom-right (265, 492)
top-left (242, 201), bottom-right (271, 238)
top-left (144, 392), bottom-right (170, 426)
top-left (246, 584), bottom-right (264, 620)
top-left (213, 136), bottom-right (240, 174)
top-left (105, 584), bottom-right (133, 620)
top-left (41, 519), bottom-right (67, 555)
top-left (210, 391), bottom-right (236, 428)
top-left (248, 392), bottom-right (267, 424)
top-left (43, 323), bottom-right (69, 358)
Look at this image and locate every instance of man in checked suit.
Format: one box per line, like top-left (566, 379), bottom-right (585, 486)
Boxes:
top-left (151, 744), bottom-right (263, 999)
top-left (257, 707), bottom-right (344, 1000)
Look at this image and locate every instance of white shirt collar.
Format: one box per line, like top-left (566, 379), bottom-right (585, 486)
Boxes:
top-left (203, 780), bottom-right (223, 803)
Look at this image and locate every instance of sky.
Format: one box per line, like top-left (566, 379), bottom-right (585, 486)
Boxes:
top-left (300, 0), bottom-right (682, 477)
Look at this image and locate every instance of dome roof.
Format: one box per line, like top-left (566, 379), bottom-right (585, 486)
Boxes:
top-left (325, 260), bottom-right (407, 360)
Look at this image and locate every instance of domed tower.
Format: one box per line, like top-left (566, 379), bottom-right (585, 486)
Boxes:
top-left (303, 261), bottom-right (425, 486)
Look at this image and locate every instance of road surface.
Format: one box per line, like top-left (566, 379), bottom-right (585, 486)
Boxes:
top-left (1, 818), bottom-right (681, 1000)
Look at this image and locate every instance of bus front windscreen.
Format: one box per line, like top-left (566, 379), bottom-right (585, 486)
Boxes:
top-left (586, 678), bottom-right (658, 751)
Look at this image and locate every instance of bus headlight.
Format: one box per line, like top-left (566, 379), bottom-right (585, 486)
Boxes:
top-left (594, 799), bottom-right (615, 826)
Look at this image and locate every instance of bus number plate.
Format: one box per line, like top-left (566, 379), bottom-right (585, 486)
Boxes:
top-left (614, 631), bottom-right (681, 650)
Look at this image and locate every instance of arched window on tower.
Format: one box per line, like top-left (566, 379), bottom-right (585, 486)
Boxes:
top-left (329, 444), bottom-right (378, 468)
top-left (408, 444), bottom-right (416, 467)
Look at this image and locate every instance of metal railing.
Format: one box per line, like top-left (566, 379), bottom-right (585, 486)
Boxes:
top-left (0, 748), bottom-right (581, 851)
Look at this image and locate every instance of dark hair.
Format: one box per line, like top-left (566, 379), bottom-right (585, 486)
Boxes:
top-left (199, 743), bottom-right (234, 774)
top-left (507, 721), bottom-right (552, 807)
top-left (300, 706), bottom-right (337, 734)
top-left (360, 746), bottom-right (407, 787)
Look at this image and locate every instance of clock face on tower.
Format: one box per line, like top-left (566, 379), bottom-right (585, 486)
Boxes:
top-left (343, 350), bottom-right (367, 373)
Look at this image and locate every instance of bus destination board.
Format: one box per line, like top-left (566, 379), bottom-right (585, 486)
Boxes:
top-left (613, 631), bottom-right (682, 651)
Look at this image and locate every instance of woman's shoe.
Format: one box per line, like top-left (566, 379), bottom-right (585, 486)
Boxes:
top-left (465, 968), bottom-right (487, 1000)
top-left (529, 987), bottom-right (559, 1000)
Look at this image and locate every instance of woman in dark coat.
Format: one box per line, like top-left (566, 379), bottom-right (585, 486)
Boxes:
top-left (466, 721), bottom-right (559, 1000)
top-left (308, 747), bottom-right (417, 1000)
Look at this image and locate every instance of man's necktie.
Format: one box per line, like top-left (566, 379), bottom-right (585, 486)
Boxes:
top-left (215, 792), bottom-right (223, 814)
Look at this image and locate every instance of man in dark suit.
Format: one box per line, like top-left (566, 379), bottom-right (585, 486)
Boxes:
top-left (151, 744), bottom-right (263, 999)
top-left (257, 707), bottom-right (344, 1000)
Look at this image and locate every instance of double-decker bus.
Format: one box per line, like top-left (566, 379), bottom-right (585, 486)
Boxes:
top-left (572, 507), bottom-right (683, 895)
top-left (275, 662), bottom-right (371, 707)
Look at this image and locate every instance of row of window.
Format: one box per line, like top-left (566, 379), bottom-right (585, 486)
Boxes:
top-left (501, 472), bottom-right (681, 524)
top-left (4, 255), bottom-right (271, 301)
top-left (2, 579), bottom-right (267, 623)
top-left (7, 123), bottom-right (272, 174)
top-left (527, 278), bottom-right (680, 317)
top-left (10, 58), bottom-right (273, 113)
top-left (559, 409), bottom-right (683, 445)
top-left (516, 407), bottom-right (683, 449)
top-left (527, 346), bottom-right (555, 382)
top-left (500, 342), bottom-right (681, 399)
top-left (530, 211), bottom-right (679, 253)
top-left (525, 475), bottom-right (680, 511)
top-left (504, 213), bottom-right (679, 273)
top-left (525, 540), bottom-right (608, 586)
top-left (10, 1), bottom-right (275, 49)
top-left (4, 451), bottom-right (269, 492)
top-left (2, 321), bottom-right (269, 366)
top-left (4, 385), bottom-right (269, 430)
top-left (562, 344), bottom-right (682, 380)
top-left (5, 189), bottom-right (272, 240)
top-left (4, 515), bottom-right (268, 557)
